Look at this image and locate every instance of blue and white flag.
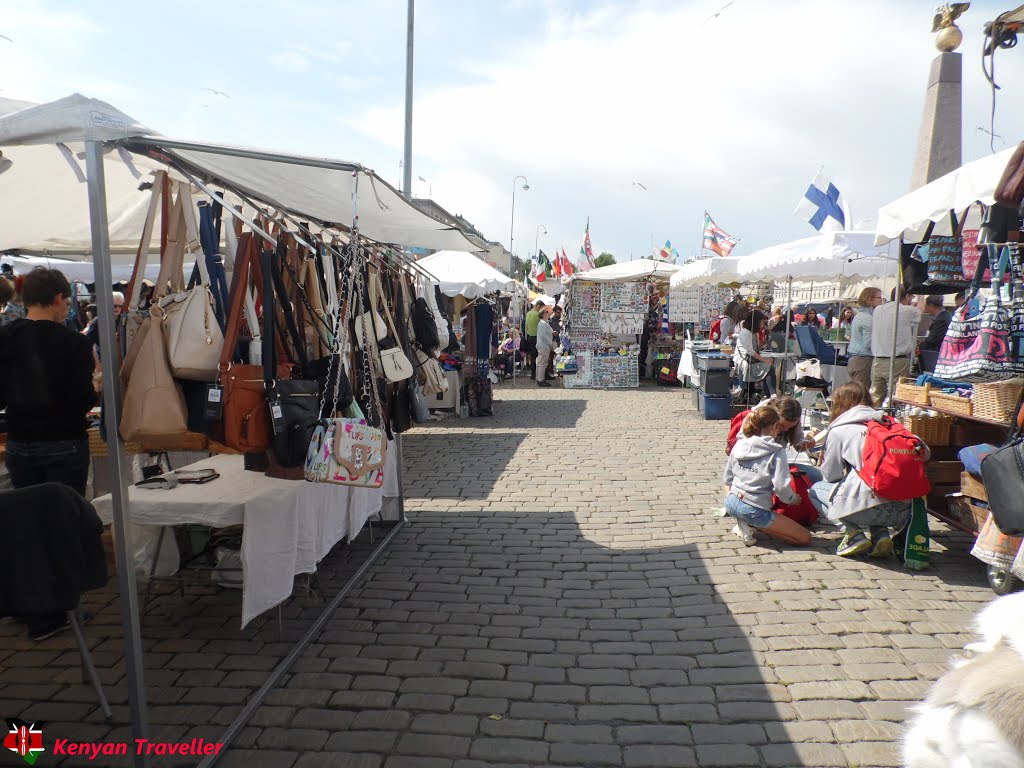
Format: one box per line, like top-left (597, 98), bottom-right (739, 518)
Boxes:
top-left (794, 172), bottom-right (850, 233)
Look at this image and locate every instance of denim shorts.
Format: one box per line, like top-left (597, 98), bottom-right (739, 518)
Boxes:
top-left (725, 493), bottom-right (775, 529)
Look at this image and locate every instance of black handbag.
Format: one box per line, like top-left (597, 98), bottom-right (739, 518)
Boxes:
top-left (980, 397), bottom-right (1024, 536)
top-left (262, 247), bottom-right (321, 469)
top-left (391, 380), bottom-right (413, 433)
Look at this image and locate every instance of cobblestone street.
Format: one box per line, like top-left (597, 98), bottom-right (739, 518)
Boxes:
top-left (1, 382), bottom-right (994, 768)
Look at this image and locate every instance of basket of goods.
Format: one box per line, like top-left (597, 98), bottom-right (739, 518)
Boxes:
top-left (929, 391), bottom-right (973, 417)
top-left (894, 377), bottom-right (931, 406)
top-left (971, 379), bottom-right (1024, 423)
top-left (898, 409), bottom-right (953, 447)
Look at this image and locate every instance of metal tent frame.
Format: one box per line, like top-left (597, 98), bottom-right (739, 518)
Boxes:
top-left (76, 134), bottom-right (472, 766)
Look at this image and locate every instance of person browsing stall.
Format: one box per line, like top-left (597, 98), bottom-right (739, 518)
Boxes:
top-left (919, 295), bottom-right (952, 353)
top-left (847, 287), bottom-right (882, 391)
top-left (722, 404), bottom-right (813, 548)
top-left (0, 268), bottom-right (99, 496)
top-left (807, 382), bottom-right (919, 558)
top-left (733, 308), bottom-right (777, 397)
top-left (870, 287), bottom-right (920, 405)
top-left (524, 300), bottom-right (543, 377)
top-left (535, 307), bottom-right (555, 388)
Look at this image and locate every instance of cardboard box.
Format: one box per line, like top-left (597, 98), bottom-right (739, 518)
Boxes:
top-left (431, 370), bottom-right (462, 410)
top-left (960, 471), bottom-right (988, 503)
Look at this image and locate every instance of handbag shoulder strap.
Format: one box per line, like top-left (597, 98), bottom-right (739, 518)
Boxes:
top-left (124, 170), bottom-right (167, 311)
top-left (179, 186), bottom-right (210, 289)
top-left (154, 182), bottom-right (188, 299)
top-left (220, 233), bottom-right (256, 371)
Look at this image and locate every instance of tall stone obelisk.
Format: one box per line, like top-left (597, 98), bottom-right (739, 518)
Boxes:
top-left (910, 5), bottom-right (968, 190)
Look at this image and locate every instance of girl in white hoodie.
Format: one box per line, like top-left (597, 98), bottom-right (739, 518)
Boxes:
top-left (723, 406), bottom-right (812, 547)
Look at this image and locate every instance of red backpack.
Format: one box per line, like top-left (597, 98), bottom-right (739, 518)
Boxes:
top-left (772, 467), bottom-right (819, 526)
top-left (726, 409), bottom-right (752, 455)
top-left (709, 314), bottom-right (727, 343)
top-left (857, 416), bottom-right (931, 501)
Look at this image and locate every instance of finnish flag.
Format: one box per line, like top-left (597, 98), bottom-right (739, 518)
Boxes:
top-left (794, 172), bottom-right (850, 233)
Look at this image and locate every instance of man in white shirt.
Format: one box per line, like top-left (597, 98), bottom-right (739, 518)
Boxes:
top-left (870, 287), bottom-right (920, 405)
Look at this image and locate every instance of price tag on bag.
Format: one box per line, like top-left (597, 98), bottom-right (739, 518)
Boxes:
top-left (269, 397), bottom-right (286, 435)
top-left (204, 384), bottom-right (224, 420)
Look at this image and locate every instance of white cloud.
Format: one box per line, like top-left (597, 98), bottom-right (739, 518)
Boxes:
top-left (270, 50), bottom-right (311, 73)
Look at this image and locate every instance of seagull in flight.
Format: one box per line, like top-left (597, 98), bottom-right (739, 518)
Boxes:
top-left (0, 34), bottom-right (13, 42)
top-left (202, 88), bottom-right (230, 98)
top-left (705, 1), bottom-right (734, 22)
top-left (977, 126), bottom-right (1004, 141)
top-left (632, 181), bottom-right (647, 190)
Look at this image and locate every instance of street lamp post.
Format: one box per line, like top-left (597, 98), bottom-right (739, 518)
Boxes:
top-left (534, 224), bottom-right (548, 266)
top-left (509, 175), bottom-right (529, 259)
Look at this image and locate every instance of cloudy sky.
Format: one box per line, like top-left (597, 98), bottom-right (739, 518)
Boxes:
top-left (3, 0), bottom-right (1023, 264)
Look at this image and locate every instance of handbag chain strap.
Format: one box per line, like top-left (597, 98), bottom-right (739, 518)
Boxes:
top-left (353, 249), bottom-right (385, 426)
top-left (318, 239), bottom-right (356, 420)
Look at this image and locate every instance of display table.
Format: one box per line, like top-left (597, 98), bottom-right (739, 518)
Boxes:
top-left (93, 446), bottom-right (399, 627)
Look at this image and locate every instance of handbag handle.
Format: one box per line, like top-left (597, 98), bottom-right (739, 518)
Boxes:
top-left (219, 233), bottom-right (257, 373)
top-left (153, 183), bottom-right (187, 300)
top-left (124, 170), bottom-right (168, 312)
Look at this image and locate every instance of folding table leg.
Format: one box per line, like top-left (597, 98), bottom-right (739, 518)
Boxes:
top-left (69, 610), bottom-right (112, 721)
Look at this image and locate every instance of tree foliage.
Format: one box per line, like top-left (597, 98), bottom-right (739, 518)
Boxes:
top-left (594, 253), bottom-right (616, 268)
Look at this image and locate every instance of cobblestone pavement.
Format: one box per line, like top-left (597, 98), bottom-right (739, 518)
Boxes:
top-left (0, 382), bottom-right (994, 768)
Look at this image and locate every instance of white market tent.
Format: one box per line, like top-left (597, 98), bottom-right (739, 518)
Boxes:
top-left (417, 249), bottom-right (516, 298)
top-left (736, 231), bottom-right (898, 283)
top-left (669, 256), bottom-right (741, 288)
top-left (0, 253), bottom-right (164, 283)
top-left (0, 93), bottom-right (487, 768)
top-left (875, 146), bottom-right (1015, 245)
top-left (0, 94), bottom-right (481, 256)
top-left (573, 257), bottom-right (681, 283)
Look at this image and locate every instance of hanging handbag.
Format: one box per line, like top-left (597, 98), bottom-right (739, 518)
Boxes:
top-left (305, 241), bottom-right (387, 487)
top-left (121, 171), bottom-right (169, 358)
top-left (414, 346), bottom-right (448, 396)
top-left (219, 234), bottom-right (289, 453)
top-left (366, 264), bottom-right (414, 382)
top-left (159, 186), bottom-right (225, 381)
top-left (261, 245), bottom-right (322, 469)
top-left (119, 312), bottom-right (190, 443)
top-left (981, 398), bottom-right (1024, 536)
top-left (197, 199), bottom-right (231, 328)
top-left (354, 264), bottom-right (387, 350)
top-left (935, 245), bottom-right (1014, 382)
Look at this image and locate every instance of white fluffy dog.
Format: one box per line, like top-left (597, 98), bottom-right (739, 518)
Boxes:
top-left (903, 592), bottom-right (1024, 768)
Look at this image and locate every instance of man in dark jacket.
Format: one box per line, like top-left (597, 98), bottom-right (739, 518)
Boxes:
top-left (0, 267), bottom-right (98, 495)
top-left (919, 295), bottom-right (952, 353)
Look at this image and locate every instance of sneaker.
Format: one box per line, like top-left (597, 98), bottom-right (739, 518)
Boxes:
top-left (836, 530), bottom-right (872, 558)
top-left (712, 506), bottom-right (728, 518)
top-left (731, 520), bottom-right (756, 546)
top-left (869, 528), bottom-right (894, 559)
top-left (537, 381), bottom-right (551, 388)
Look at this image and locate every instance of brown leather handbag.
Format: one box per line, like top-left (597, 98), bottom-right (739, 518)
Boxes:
top-left (995, 142), bottom-right (1024, 207)
top-left (220, 233), bottom-right (290, 453)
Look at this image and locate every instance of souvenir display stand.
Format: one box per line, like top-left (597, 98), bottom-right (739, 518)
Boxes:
top-left (876, 147), bottom-right (1024, 594)
top-left (0, 93), bottom-right (485, 767)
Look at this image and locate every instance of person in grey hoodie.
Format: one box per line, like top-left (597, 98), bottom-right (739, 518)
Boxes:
top-left (808, 382), bottom-right (917, 558)
top-left (723, 405), bottom-right (812, 547)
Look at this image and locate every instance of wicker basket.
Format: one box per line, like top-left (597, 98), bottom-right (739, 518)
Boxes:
top-left (972, 379), bottom-right (1024, 423)
top-left (87, 427), bottom-right (144, 457)
top-left (895, 377), bottom-right (931, 406)
top-left (899, 412), bottom-right (953, 447)
top-left (929, 391), bottom-right (973, 417)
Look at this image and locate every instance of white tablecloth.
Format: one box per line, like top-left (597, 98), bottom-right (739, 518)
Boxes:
top-left (94, 441), bottom-right (399, 628)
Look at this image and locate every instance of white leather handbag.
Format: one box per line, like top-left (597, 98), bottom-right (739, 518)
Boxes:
top-left (159, 186), bottom-right (224, 381)
top-left (375, 274), bottom-right (415, 383)
top-left (354, 270), bottom-right (388, 351)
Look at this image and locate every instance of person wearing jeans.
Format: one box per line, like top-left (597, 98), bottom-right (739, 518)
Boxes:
top-left (0, 267), bottom-right (99, 639)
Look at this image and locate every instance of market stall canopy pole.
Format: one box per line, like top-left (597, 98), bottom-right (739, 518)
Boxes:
top-left (84, 140), bottom-right (150, 767)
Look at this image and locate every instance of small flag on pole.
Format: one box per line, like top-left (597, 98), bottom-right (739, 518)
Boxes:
top-left (702, 212), bottom-right (738, 257)
top-left (656, 240), bottom-right (679, 262)
top-left (539, 250), bottom-right (553, 278)
top-left (794, 172), bottom-right (849, 232)
top-left (532, 257), bottom-right (546, 283)
top-left (583, 219), bottom-right (596, 268)
top-left (559, 248), bottom-right (574, 278)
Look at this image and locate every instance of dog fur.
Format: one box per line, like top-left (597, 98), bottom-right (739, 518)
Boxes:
top-left (903, 592), bottom-right (1024, 768)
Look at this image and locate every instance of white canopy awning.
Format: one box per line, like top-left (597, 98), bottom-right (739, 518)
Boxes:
top-left (0, 253), bottom-right (166, 283)
top-left (417, 250), bottom-right (516, 299)
top-left (669, 256), bottom-right (741, 288)
top-left (0, 94), bottom-right (481, 255)
top-left (573, 258), bottom-right (681, 284)
top-left (736, 231), bottom-right (898, 283)
top-left (874, 146), bottom-right (1016, 245)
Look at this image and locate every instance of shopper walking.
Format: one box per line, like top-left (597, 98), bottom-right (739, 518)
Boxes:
top-left (535, 307), bottom-right (554, 388)
top-left (870, 287), bottom-right (919, 405)
top-left (524, 300), bottom-right (543, 377)
top-left (847, 287), bottom-right (882, 391)
top-left (0, 268), bottom-right (98, 496)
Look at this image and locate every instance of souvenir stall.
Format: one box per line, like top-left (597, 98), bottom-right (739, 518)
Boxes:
top-left (417, 250), bottom-right (516, 415)
top-left (0, 93), bottom-right (482, 766)
top-left (562, 259), bottom-right (681, 389)
top-left (875, 145), bottom-right (1024, 594)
